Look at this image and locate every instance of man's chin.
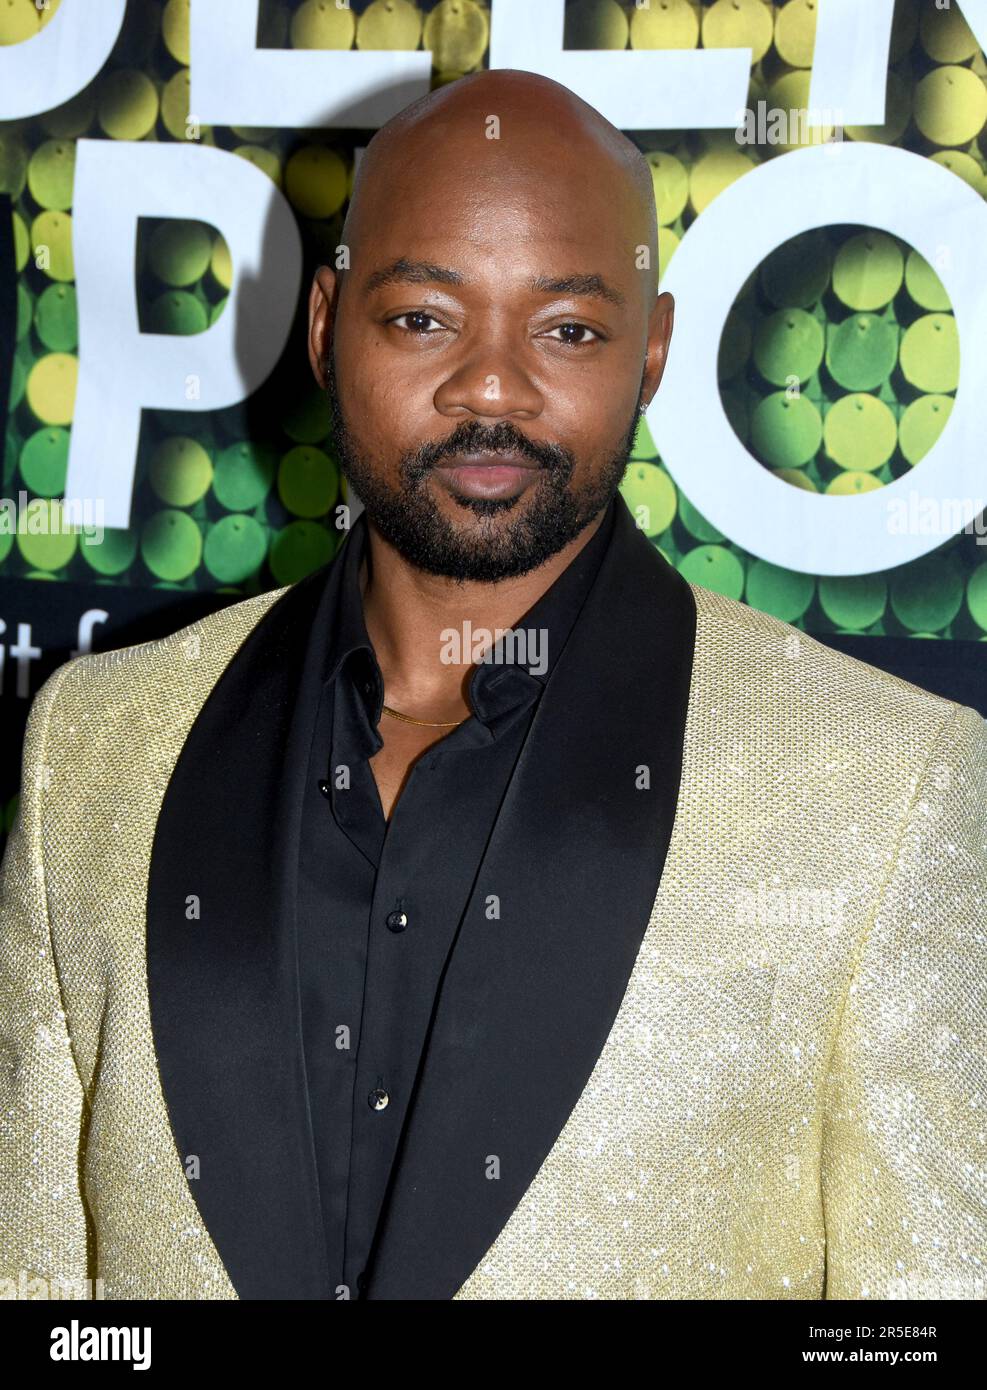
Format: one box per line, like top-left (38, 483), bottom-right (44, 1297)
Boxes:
top-left (356, 496), bottom-right (564, 583)
top-left (341, 458), bottom-right (619, 583)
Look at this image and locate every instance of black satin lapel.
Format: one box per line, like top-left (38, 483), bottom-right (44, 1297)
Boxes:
top-left (365, 500), bottom-right (698, 1299)
top-left (146, 560), bottom-right (336, 1300)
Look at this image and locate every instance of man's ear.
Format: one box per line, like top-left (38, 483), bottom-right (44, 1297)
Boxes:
top-left (307, 264), bottom-right (339, 388)
top-left (641, 290), bottom-right (674, 409)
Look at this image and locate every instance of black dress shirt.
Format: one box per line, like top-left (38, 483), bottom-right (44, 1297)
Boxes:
top-left (295, 498), bottom-right (618, 1298)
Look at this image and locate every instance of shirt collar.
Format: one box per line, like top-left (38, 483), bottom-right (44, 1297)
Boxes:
top-left (321, 510), bottom-right (374, 679)
top-left (319, 498), bottom-right (619, 730)
top-left (467, 497), bottom-right (617, 722)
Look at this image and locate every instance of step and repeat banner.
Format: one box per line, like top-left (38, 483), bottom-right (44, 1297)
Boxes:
top-left (2, 0), bottom-right (987, 848)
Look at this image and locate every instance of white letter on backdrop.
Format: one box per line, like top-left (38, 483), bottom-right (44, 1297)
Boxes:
top-left (189, 0), bottom-right (431, 128)
top-left (68, 140), bottom-right (302, 530)
top-left (809, 0), bottom-right (987, 128)
top-left (0, 0), bottom-right (126, 119)
top-left (653, 142), bottom-right (987, 575)
top-left (807, 0), bottom-right (896, 128)
top-left (488, 0), bottom-right (751, 129)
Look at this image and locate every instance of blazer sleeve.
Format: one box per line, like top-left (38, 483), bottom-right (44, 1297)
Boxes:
top-left (0, 664), bottom-right (91, 1298)
top-left (821, 701), bottom-right (987, 1300)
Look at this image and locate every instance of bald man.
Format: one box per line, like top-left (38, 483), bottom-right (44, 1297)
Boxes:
top-left (1, 72), bottom-right (985, 1304)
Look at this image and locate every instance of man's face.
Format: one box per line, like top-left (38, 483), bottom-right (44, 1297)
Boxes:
top-left (315, 132), bottom-right (672, 582)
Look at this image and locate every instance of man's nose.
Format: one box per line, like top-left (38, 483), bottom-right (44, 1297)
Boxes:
top-left (432, 340), bottom-right (544, 420)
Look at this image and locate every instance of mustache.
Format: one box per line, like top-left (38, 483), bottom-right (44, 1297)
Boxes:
top-left (402, 419), bottom-right (574, 480)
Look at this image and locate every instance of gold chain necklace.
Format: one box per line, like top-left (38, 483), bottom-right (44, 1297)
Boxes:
top-left (381, 703), bottom-right (467, 729)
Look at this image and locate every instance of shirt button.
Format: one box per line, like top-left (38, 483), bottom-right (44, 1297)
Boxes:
top-left (318, 779), bottom-right (330, 797)
top-left (385, 909), bottom-right (408, 933)
top-left (356, 1271), bottom-right (368, 1293)
top-left (369, 1086), bottom-right (389, 1111)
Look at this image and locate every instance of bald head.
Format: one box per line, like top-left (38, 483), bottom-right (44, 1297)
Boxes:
top-left (340, 70), bottom-right (658, 306)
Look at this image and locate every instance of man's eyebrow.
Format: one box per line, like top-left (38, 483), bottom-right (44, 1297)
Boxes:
top-left (362, 258), bottom-right (465, 294)
top-left (530, 273), bottom-right (626, 308)
top-left (361, 259), bottom-right (626, 309)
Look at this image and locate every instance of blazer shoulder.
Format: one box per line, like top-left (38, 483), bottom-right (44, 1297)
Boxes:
top-left (684, 579), bottom-right (983, 755)
top-left (38, 584), bottom-right (292, 717)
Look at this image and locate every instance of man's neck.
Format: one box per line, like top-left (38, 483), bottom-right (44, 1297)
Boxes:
top-left (358, 508), bottom-right (608, 715)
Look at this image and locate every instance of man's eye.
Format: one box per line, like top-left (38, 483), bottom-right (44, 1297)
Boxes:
top-left (544, 323), bottom-right (601, 345)
top-left (390, 311), bottom-right (444, 334)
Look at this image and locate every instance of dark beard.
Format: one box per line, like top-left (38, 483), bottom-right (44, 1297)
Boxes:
top-left (324, 344), bottom-right (643, 582)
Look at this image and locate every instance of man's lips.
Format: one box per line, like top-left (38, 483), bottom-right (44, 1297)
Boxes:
top-left (432, 451), bottom-right (541, 500)
top-left (435, 451), bottom-right (539, 470)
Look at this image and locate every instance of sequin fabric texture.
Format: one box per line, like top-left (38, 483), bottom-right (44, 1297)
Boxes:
top-left (1, 583), bottom-right (985, 1300)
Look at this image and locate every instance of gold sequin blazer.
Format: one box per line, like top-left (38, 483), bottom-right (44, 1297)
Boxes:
top-left (1, 499), bottom-right (985, 1300)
